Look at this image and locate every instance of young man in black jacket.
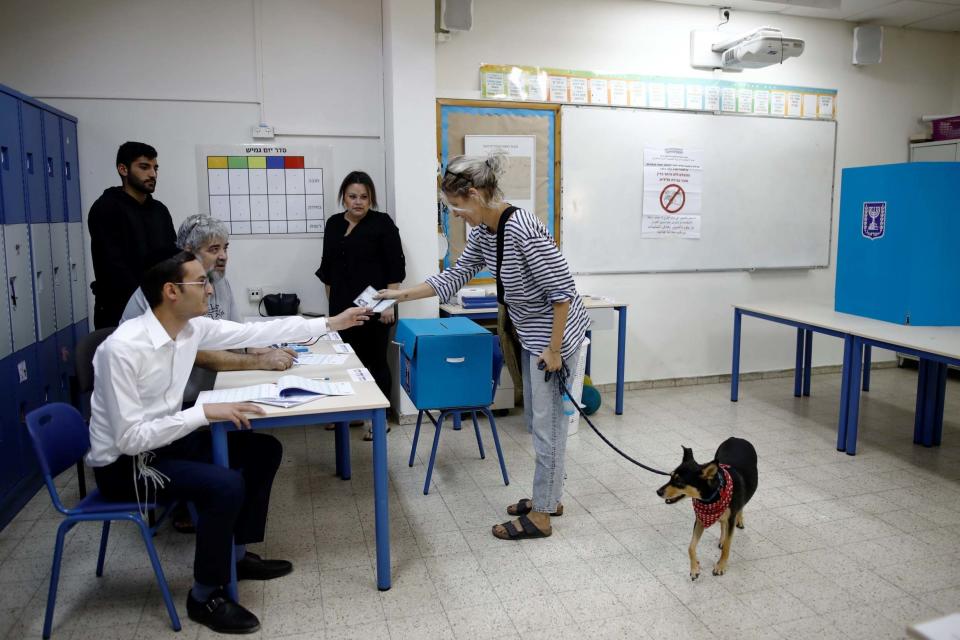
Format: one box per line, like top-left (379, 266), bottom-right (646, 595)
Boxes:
top-left (88, 141), bottom-right (177, 328)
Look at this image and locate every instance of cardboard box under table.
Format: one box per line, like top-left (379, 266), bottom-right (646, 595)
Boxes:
top-left (396, 318), bottom-right (492, 410)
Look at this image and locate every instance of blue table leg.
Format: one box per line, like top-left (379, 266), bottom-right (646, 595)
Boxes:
top-left (372, 408), bottom-right (391, 590)
top-left (210, 423), bottom-right (240, 603)
top-left (731, 309), bottom-right (742, 402)
top-left (802, 330), bottom-right (813, 397)
top-left (453, 412), bottom-right (462, 431)
top-left (837, 335), bottom-right (853, 452)
top-left (914, 359), bottom-right (929, 445)
top-left (794, 328), bottom-right (804, 398)
top-left (862, 345), bottom-right (872, 392)
top-left (335, 422), bottom-right (351, 480)
top-left (932, 362), bottom-right (947, 447)
top-left (615, 307), bottom-right (627, 415)
top-left (584, 329), bottom-right (592, 377)
top-left (844, 337), bottom-right (864, 455)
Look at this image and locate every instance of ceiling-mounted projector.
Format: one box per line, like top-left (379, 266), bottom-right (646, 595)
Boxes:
top-left (690, 27), bottom-right (805, 72)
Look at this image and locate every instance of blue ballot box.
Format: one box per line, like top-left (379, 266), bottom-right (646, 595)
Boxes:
top-left (835, 162), bottom-right (960, 326)
top-left (395, 318), bottom-right (493, 409)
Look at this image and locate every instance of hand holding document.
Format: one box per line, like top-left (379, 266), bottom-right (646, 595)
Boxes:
top-left (354, 286), bottom-right (396, 314)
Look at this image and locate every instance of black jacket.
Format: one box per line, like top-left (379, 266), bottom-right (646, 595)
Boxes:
top-left (316, 210), bottom-right (406, 316)
top-left (87, 186), bottom-right (177, 328)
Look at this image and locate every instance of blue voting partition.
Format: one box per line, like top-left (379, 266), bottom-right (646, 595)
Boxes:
top-left (835, 162), bottom-right (960, 326)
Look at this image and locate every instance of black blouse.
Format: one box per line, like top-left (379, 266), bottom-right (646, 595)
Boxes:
top-left (316, 210), bottom-right (406, 315)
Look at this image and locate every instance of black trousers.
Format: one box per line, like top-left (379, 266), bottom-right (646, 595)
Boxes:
top-left (93, 430), bottom-right (283, 586)
top-left (341, 319), bottom-right (391, 398)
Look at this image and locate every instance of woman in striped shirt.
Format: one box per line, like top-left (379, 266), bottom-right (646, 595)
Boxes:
top-left (377, 155), bottom-right (589, 540)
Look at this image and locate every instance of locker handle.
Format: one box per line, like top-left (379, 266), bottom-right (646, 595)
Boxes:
top-left (26, 151), bottom-right (34, 174)
top-left (1, 145), bottom-right (8, 170)
top-left (64, 160), bottom-right (71, 180)
top-left (8, 276), bottom-right (16, 308)
top-left (47, 157), bottom-right (54, 177)
top-left (71, 262), bottom-right (78, 282)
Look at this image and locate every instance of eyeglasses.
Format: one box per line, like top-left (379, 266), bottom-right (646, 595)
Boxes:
top-left (173, 277), bottom-right (209, 287)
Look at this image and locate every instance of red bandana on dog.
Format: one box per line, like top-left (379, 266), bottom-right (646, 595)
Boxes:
top-left (692, 464), bottom-right (733, 528)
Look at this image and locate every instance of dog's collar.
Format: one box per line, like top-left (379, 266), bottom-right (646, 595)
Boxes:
top-left (697, 464), bottom-right (726, 504)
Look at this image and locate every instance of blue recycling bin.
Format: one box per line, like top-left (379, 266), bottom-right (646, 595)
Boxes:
top-left (835, 162), bottom-right (960, 326)
top-left (395, 318), bottom-right (492, 410)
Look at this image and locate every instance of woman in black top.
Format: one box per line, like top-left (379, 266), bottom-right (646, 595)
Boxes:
top-left (316, 172), bottom-right (405, 437)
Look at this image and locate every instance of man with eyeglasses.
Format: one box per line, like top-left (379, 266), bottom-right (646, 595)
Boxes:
top-left (122, 215), bottom-right (297, 406)
top-left (88, 251), bottom-right (372, 634)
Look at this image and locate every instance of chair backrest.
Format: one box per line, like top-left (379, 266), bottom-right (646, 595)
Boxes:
top-left (491, 334), bottom-right (504, 403)
top-left (74, 327), bottom-right (115, 395)
top-left (25, 403), bottom-right (91, 512)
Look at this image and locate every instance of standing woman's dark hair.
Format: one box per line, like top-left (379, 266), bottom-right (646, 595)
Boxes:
top-left (338, 171), bottom-right (378, 210)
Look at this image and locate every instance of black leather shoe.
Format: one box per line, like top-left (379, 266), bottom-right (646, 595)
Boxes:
top-left (186, 589), bottom-right (260, 634)
top-left (236, 552), bottom-right (293, 581)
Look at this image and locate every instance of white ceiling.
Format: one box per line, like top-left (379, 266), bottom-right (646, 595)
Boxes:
top-left (655, 0), bottom-right (960, 31)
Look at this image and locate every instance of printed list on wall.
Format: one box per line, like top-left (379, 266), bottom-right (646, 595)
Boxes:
top-left (480, 64), bottom-right (837, 120)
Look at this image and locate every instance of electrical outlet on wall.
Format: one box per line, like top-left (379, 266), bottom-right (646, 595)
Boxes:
top-left (247, 287), bottom-right (262, 303)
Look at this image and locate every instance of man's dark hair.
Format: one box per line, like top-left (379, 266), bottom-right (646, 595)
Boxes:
top-left (142, 251), bottom-right (198, 309)
top-left (116, 141), bottom-right (158, 169)
top-left (338, 171), bottom-right (378, 210)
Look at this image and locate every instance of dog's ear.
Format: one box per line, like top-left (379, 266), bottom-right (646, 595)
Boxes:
top-left (701, 462), bottom-right (719, 481)
top-left (682, 446), bottom-right (694, 462)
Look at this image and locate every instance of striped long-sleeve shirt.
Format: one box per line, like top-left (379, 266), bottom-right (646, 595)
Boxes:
top-left (427, 208), bottom-right (589, 361)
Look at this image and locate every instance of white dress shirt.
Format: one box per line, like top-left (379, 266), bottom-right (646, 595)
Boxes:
top-left (87, 309), bottom-right (330, 467)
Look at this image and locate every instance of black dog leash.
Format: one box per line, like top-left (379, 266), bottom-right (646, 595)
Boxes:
top-left (540, 361), bottom-right (670, 477)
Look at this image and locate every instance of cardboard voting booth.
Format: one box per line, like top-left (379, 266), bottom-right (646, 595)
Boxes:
top-left (835, 162), bottom-right (960, 326)
top-left (396, 318), bottom-right (492, 409)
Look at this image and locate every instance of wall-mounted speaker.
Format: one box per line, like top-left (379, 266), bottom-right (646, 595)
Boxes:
top-left (853, 25), bottom-right (883, 65)
top-left (440, 0), bottom-right (473, 32)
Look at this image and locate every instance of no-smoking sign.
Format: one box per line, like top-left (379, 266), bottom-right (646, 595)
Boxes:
top-left (659, 183), bottom-right (686, 213)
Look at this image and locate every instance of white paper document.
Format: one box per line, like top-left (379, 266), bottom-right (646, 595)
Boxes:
top-left (294, 353), bottom-right (349, 366)
top-left (317, 331), bottom-right (342, 341)
top-left (332, 343), bottom-right (355, 354)
top-left (348, 367), bottom-right (375, 382)
top-left (196, 375), bottom-right (355, 409)
top-left (353, 286), bottom-right (395, 313)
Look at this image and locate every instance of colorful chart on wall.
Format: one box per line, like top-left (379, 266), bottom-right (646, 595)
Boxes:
top-left (196, 145), bottom-right (334, 237)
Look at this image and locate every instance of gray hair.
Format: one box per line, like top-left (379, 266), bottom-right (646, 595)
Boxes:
top-left (441, 154), bottom-right (506, 208)
top-left (177, 214), bottom-right (229, 251)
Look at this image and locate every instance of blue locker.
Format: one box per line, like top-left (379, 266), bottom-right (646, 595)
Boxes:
top-left (19, 102), bottom-right (47, 224)
top-left (50, 222), bottom-right (72, 330)
top-left (835, 163), bottom-right (960, 325)
top-left (61, 119), bottom-right (82, 223)
top-left (0, 91), bottom-right (26, 225)
top-left (37, 335), bottom-right (63, 402)
top-left (0, 346), bottom-right (44, 525)
top-left (29, 223), bottom-right (56, 341)
top-left (4, 224), bottom-right (36, 352)
top-left (42, 111), bottom-right (65, 223)
top-left (68, 222), bottom-right (89, 346)
top-left (0, 227), bottom-right (12, 360)
top-left (0, 356), bottom-right (22, 495)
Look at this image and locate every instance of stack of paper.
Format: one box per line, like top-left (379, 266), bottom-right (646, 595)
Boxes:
top-left (197, 375), bottom-right (355, 409)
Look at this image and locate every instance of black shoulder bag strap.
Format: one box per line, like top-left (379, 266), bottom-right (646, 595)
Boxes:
top-left (495, 206), bottom-right (519, 305)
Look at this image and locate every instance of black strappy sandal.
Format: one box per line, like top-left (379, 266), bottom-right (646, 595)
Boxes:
top-left (492, 515), bottom-right (552, 540)
top-left (507, 498), bottom-right (563, 517)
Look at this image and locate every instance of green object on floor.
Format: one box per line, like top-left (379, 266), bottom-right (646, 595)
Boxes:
top-left (581, 385), bottom-right (601, 415)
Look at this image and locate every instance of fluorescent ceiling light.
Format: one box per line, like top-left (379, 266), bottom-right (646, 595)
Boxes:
top-left (753, 0), bottom-right (842, 8)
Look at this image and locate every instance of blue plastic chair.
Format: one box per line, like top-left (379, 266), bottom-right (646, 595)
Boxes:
top-left (409, 334), bottom-right (509, 495)
top-left (25, 403), bottom-right (181, 639)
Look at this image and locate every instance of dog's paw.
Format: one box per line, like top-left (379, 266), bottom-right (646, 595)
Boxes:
top-left (736, 522), bottom-right (745, 529)
top-left (712, 563), bottom-right (726, 576)
top-left (690, 561), bottom-right (700, 581)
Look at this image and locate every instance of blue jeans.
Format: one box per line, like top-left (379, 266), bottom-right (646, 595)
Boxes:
top-left (521, 347), bottom-right (581, 514)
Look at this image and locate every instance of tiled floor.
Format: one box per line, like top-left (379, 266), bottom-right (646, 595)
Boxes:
top-left (2, 366), bottom-right (959, 639)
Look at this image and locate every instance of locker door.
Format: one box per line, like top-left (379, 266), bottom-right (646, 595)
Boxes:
top-left (19, 103), bottom-right (47, 224)
top-left (50, 223), bottom-right (72, 330)
top-left (29, 223), bottom-right (56, 341)
top-left (0, 92), bottom-right (26, 225)
top-left (0, 356), bottom-right (22, 494)
top-left (0, 227), bottom-right (12, 360)
top-left (61, 119), bottom-right (82, 223)
top-left (42, 111), bottom-right (65, 223)
top-left (4, 224), bottom-right (36, 351)
top-left (68, 222), bottom-right (88, 323)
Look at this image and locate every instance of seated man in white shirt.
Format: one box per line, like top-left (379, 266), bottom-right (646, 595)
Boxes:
top-left (122, 214), bottom-right (297, 406)
top-left (88, 251), bottom-right (371, 634)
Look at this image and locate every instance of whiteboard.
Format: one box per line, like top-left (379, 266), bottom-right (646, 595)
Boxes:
top-left (560, 105), bottom-right (836, 273)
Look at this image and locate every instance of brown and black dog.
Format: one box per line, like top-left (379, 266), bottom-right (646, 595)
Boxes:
top-left (656, 437), bottom-right (758, 580)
